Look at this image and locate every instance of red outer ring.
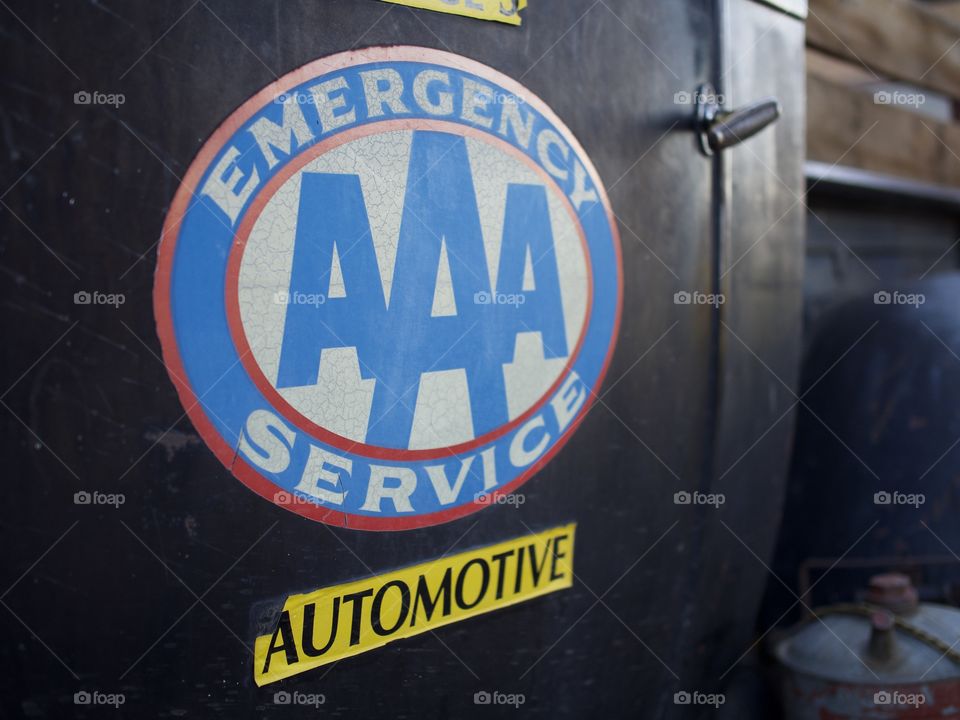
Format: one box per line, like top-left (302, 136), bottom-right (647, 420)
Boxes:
top-left (152, 46), bottom-right (624, 531)
top-left (225, 118), bottom-right (592, 461)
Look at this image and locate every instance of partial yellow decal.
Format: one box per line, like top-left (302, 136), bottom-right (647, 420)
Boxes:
top-left (254, 523), bottom-right (575, 685)
top-left (378, 0), bottom-right (527, 26)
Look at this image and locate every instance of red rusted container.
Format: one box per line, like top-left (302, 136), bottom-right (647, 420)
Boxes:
top-left (776, 575), bottom-right (960, 719)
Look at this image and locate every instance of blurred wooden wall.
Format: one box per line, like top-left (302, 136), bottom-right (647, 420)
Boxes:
top-left (806, 0), bottom-right (960, 186)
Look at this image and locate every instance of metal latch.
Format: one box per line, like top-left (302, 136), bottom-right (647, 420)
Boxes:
top-left (695, 82), bottom-right (782, 156)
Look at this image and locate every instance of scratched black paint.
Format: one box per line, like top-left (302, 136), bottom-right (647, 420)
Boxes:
top-left (0, 0), bottom-right (804, 717)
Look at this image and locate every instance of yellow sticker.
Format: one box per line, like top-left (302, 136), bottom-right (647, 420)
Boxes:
top-left (254, 523), bottom-right (575, 685)
top-left (378, 0), bottom-right (527, 26)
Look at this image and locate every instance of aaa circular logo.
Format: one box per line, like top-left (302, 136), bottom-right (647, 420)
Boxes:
top-left (154, 47), bottom-right (622, 530)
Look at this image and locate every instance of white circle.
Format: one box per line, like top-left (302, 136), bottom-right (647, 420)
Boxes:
top-left (237, 129), bottom-right (588, 450)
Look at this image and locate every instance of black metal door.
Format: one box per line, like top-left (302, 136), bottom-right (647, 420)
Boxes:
top-left (0, 1), bottom-right (803, 717)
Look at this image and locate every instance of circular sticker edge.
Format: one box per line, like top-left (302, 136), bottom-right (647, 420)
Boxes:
top-left (152, 45), bottom-right (624, 530)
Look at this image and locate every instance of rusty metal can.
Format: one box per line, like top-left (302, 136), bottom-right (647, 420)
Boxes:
top-left (775, 574), bottom-right (960, 719)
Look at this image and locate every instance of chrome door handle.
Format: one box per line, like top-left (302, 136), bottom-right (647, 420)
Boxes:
top-left (695, 83), bottom-right (781, 156)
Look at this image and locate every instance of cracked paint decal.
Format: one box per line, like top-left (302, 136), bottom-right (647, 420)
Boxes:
top-left (153, 47), bottom-right (622, 530)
